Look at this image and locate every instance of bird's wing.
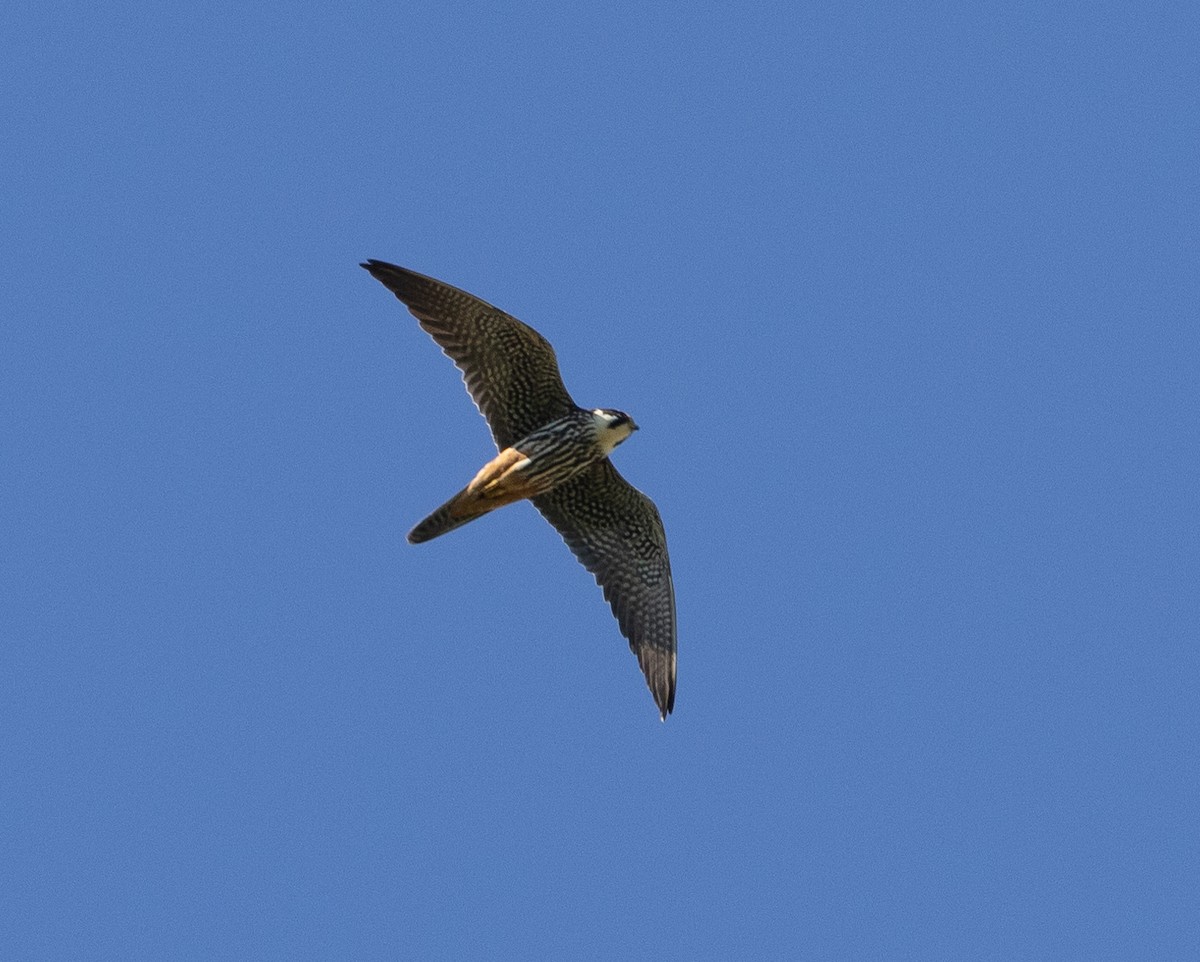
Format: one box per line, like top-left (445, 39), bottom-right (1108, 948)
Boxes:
top-left (532, 460), bottom-right (676, 719)
top-left (362, 260), bottom-right (576, 450)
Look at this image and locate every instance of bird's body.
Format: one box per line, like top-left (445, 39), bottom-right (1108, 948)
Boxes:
top-left (408, 409), bottom-right (637, 543)
top-left (362, 260), bottom-right (676, 719)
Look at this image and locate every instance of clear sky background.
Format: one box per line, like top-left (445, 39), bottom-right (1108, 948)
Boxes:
top-left (4, 2), bottom-right (1198, 959)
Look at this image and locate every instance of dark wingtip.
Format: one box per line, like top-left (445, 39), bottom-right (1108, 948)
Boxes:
top-left (658, 683), bottom-right (676, 722)
top-left (638, 647), bottom-right (676, 722)
top-left (361, 260), bottom-right (428, 307)
top-left (657, 675), bottom-right (675, 721)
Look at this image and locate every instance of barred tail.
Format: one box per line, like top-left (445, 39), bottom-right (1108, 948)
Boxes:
top-left (407, 487), bottom-right (495, 544)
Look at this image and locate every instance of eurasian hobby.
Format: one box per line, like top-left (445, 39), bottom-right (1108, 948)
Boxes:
top-left (362, 260), bottom-right (677, 719)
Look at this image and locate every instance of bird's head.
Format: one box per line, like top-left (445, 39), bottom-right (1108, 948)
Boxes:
top-left (592, 408), bottom-right (639, 454)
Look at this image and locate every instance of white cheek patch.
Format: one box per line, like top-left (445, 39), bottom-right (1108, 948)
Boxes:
top-left (596, 421), bottom-right (634, 457)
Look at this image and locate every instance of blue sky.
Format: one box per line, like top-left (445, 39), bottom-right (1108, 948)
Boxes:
top-left (4, 1), bottom-right (1198, 958)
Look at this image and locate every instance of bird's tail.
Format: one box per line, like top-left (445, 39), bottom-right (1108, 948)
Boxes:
top-left (407, 487), bottom-right (496, 544)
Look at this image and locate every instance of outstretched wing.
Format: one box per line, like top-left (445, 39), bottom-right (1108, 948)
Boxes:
top-left (362, 260), bottom-right (576, 450)
top-left (532, 460), bottom-right (676, 719)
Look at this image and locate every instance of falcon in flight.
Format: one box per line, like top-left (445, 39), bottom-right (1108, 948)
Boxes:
top-left (362, 260), bottom-right (677, 719)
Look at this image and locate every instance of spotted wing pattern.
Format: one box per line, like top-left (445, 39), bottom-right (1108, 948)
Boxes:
top-left (532, 460), bottom-right (677, 719)
top-left (361, 260), bottom-right (576, 450)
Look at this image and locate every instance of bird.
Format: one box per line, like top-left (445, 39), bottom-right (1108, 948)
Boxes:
top-left (361, 260), bottom-right (676, 719)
